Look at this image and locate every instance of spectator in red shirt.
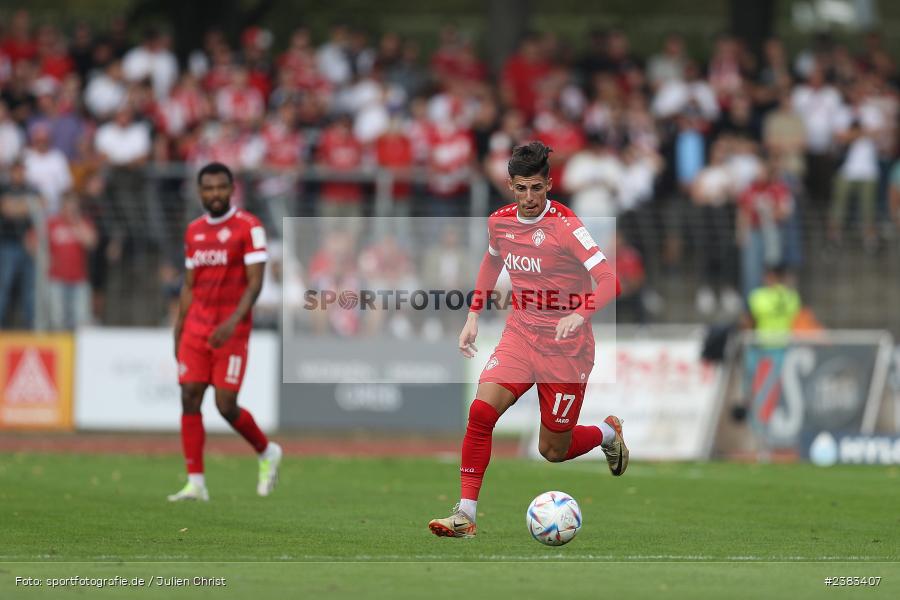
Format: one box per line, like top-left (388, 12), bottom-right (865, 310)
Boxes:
top-left (358, 232), bottom-right (419, 336)
top-left (426, 119), bottom-right (475, 218)
top-left (156, 73), bottom-right (212, 138)
top-left (36, 25), bottom-right (73, 82)
top-left (261, 102), bottom-right (304, 170)
top-left (257, 102), bottom-right (305, 228)
top-left (737, 159), bottom-right (794, 298)
top-left (307, 229), bottom-right (362, 337)
top-left (1, 10), bottom-right (37, 66)
top-left (317, 114), bottom-right (365, 218)
top-left (203, 44), bottom-right (236, 93)
top-left (216, 65), bottom-right (265, 126)
top-left (431, 27), bottom-right (487, 87)
top-left (484, 109), bottom-right (530, 201)
top-left (535, 104), bottom-right (586, 193)
top-left (501, 32), bottom-right (551, 119)
top-left (430, 25), bottom-right (463, 85)
top-left (278, 27), bottom-right (314, 75)
top-left (611, 231), bottom-right (647, 324)
top-left (47, 193), bottom-right (97, 330)
top-left (240, 26), bottom-right (274, 101)
top-left (375, 117), bottom-right (414, 213)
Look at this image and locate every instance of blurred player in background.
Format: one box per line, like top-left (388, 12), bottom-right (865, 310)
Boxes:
top-left (168, 162), bottom-right (282, 502)
top-left (429, 142), bottom-right (626, 538)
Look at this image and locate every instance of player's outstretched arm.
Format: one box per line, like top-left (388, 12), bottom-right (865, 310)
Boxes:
top-left (573, 258), bottom-right (619, 323)
top-left (460, 250), bottom-right (503, 358)
top-left (459, 312), bottom-right (479, 358)
top-left (209, 262), bottom-right (265, 348)
top-left (174, 267), bottom-right (195, 358)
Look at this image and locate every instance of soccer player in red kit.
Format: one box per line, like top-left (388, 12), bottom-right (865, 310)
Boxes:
top-left (429, 142), bottom-right (628, 537)
top-left (168, 162), bottom-right (282, 502)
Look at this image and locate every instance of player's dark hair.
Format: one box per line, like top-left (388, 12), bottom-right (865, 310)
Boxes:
top-left (508, 142), bottom-right (553, 179)
top-left (197, 162), bottom-right (234, 185)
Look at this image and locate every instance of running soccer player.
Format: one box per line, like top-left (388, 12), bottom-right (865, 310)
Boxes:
top-left (168, 162), bottom-right (282, 502)
top-left (429, 142), bottom-right (627, 538)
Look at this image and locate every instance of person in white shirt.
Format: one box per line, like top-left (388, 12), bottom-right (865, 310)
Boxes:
top-left (94, 105), bottom-right (151, 166)
top-left (829, 85), bottom-right (882, 250)
top-left (646, 34), bottom-right (688, 90)
top-left (562, 132), bottom-right (624, 249)
top-left (122, 29), bottom-right (178, 100)
top-left (0, 101), bottom-right (24, 168)
top-left (791, 65), bottom-right (844, 204)
top-left (84, 61), bottom-right (127, 120)
top-left (690, 140), bottom-right (742, 316)
top-left (652, 62), bottom-right (719, 122)
top-left (94, 105), bottom-right (152, 244)
top-left (316, 24), bottom-right (352, 87)
top-left (22, 123), bottom-right (71, 214)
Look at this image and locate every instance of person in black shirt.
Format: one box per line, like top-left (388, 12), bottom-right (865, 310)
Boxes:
top-left (0, 161), bottom-right (42, 328)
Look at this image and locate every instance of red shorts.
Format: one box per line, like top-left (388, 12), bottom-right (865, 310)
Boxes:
top-left (478, 325), bottom-right (595, 432)
top-left (177, 332), bottom-right (249, 391)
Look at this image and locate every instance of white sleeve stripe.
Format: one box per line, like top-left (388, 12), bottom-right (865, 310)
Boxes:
top-left (185, 258), bottom-right (195, 269)
top-left (583, 251), bottom-right (607, 271)
top-left (244, 251), bottom-right (268, 265)
top-left (488, 244), bottom-right (499, 256)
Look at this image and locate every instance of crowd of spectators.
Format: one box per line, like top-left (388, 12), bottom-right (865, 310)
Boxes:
top-left (2, 7), bottom-right (900, 331)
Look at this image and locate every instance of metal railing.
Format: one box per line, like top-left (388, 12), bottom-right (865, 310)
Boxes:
top-left (11, 163), bottom-right (900, 334)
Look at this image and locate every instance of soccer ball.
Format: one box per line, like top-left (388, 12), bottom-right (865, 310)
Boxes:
top-left (526, 491), bottom-right (582, 546)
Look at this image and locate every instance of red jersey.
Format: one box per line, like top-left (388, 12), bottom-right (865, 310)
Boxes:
top-left (2, 38), bottom-right (37, 65)
top-left (216, 86), bottom-right (265, 124)
top-left (183, 207), bottom-right (268, 339)
top-left (375, 132), bottom-right (413, 198)
top-left (47, 216), bottom-right (93, 283)
top-left (427, 125), bottom-right (474, 197)
top-left (501, 54), bottom-right (552, 118)
top-left (535, 119), bottom-right (586, 185)
top-left (613, 244), bottom-right (644, 288)
top-left (317, 126), bottom-right (363, 202)
top-left (487, 200), bottom-right (608, 352)
top-left (738, 181), bottom-right (792, 228)
top-left (261, 119), bottom-right (303, 169)
top-left (39, 52), bottom-right (74, 81)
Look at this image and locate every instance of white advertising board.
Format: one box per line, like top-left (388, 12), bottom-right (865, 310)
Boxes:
top-left (75, 328), bottom-right (278, 431)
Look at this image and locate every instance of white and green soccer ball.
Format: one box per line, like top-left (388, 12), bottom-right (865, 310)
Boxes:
top-left (526, 491), bottom-right (582, 546)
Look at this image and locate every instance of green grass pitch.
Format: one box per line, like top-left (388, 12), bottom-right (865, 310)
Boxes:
top-left (2, 452), bottom-right (898, 599)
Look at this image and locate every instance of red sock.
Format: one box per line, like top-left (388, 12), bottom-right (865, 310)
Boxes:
top-left (231, 408), bottom-right (269, 454)
top-left (564, 425), bottom-right (604, 461)
top-left (181, 413), bottom-right (205, 474)
top-left (460, 399), bottom-right (501, 500)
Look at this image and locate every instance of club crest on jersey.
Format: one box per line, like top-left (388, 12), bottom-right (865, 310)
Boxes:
top-left (484, 356), bottom-right (499, 371)
top-left (504, 253), bottom-right (542, 273)
top-left (217, 227), bottom-right (232, 243)
top-left (532, 228), bottom-right (545, 247)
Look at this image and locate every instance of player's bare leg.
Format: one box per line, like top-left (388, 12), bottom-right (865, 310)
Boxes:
top-left (537, 426), bottom-right (572, 462)
top-left (215, 388), bottom-right (282, 496)
top-left (169, 383), bottom-right (210, 501)
top-left (429, 383), bottom-right (516, 538)
top-left (538, 419), bottom-right (628, 476)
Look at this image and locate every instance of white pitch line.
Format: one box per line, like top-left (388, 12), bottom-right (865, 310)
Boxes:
top-left (2, 555), bottom-right (896, 562)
